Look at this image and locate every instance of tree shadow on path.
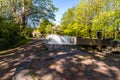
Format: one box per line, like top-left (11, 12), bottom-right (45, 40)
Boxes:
top-left (31, 47), bottom-right (120, 80)
top-left (0, 39), bottom-right (46, 80)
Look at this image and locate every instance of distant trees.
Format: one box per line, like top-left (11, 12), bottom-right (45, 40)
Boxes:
top-left (38, 19), bottom-right (54, 34)
top-left (60, 0), bottom-right (120, 39)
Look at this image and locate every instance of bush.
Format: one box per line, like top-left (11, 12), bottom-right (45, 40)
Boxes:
top-left (0, 38), bottom-right (9, 50)
top-left (0, 16), bottom-right (33, 51)
top-left (0, 17), bottom-right (25, 50)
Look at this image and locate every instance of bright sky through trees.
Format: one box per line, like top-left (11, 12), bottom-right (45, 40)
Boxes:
top-left (52, 0), bottom-right (80, 25)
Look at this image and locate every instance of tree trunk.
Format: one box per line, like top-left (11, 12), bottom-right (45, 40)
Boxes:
top-left (115, 31), bottom-right (118, 40)
top-left (89, 29), bottom-right (92, 39)
top-left (21, 0), bottom-right (27, 36)
top-left (22, 0), bottom-right (27, 28)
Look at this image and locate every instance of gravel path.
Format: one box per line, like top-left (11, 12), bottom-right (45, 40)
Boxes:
top-left (0, 38), bottom-right (120, 80)
top-left (0, 38), bottom-right (45, 80)
top-left (30, 49), bottom-right (120, 80)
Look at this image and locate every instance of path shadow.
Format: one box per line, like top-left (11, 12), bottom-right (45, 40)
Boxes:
top-left (31, 46), bottom-right (120, 80)
top-left (0, 39), bottom-right (46, 80)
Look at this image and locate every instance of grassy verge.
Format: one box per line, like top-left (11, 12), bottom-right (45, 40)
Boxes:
top-left (11, 38), bottom-right (33, 48)
top-left (0, 38), bottom-right (33, 55)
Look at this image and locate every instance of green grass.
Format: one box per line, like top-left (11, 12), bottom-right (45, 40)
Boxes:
top-left (0, 38), bottom-right (33, 55)
top-left (11, 38), bottom-right (32, 48)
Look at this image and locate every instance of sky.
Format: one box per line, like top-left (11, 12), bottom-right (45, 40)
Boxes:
top-left (52, 0), bottom-right (80, 25)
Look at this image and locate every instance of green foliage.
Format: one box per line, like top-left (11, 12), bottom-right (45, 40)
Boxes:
top-left (0, 0), bottom-right (57, 50)
top-left (26, 27), bottom-right (34, 37)
top-left (46, 24), bottom-right (53, 34)
top-left (60, 0), bottom-right (120, 39)
top-left (0, 16), bottom-right (25, 50)
top-left (38, 19), bottom-right (54, 34)
top-left (0, 16), bottom-right (34, 50)
top-left (61, 7), bottom-right (77, 36)
top-left (0, 0), bottom-right (58, 27)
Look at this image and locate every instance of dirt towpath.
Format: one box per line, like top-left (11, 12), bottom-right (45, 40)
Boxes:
top-left (0, 38), bottom-right (44, 80)
top-left (0, 38), bottom-right (120, 80)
